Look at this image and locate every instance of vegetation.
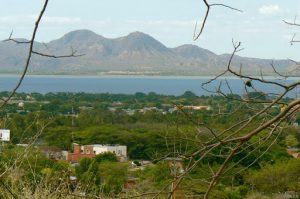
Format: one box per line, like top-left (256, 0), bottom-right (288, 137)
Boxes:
top-left (0, 92), bottom-right (298, 198)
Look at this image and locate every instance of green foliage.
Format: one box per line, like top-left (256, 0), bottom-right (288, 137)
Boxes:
top-left (43, 126), bottom-right (74, 150)
top-left (133, 160), bottom-right (141, 166)
top-left (245, 192), bottom-right (270, 199)
top-left (95, 152), bottom-right (118, 163)
top-left (223, 188), bottom-right (244, 199)
top-left (75, 156), bottom-right (127, 196)
top-left (99, 162), bottom-right (128, 195)
top-left (1, 92), bottom-right (297, 197)
top-left (181, 91), bottom-right (197, 99)
top-left (285, 134), bottom-right (299, 147)
top-left (245, 92), bottom-right (267, 101)
top-left (246, 158), bottom-right (300, 194)
top-left (139, 162), bottom-right (172, 187)
top-left (0, 145), bottom-right (73, 198)
top-left (75, 158), bottom-right (102, 194)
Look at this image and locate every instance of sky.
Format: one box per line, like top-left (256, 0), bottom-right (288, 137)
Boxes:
top-left (0, 0), bottom-right (300, 60)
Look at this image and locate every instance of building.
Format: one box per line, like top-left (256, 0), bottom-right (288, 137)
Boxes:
top-left (287, 148), bottom-right (300, 158)
top-left (93, 144), bottom-right (127, 158)
top-left (0, 129), bottom-right (10, 142)
top-left (67, 143), bottom-right (127, 163)
top-left (170, 106), bottom-right (212, 113)
top-left (181, 105), bottom-right (211, 111)
top-left (124, 177), bottom-right (138, 189)
top-left (39, 146), bottom-right (68, 160)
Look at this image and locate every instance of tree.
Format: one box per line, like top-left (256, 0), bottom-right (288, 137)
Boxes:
top-left (95, 152), bottom-right (118, 163)
top-left (99, 162), bottom-right (128, 196)
top-left (75, 158), bottom-right (102, 194)
top-left (285, 134), bottom-right (299, 148)
top-left (246, 159), bottom-right (300, 194)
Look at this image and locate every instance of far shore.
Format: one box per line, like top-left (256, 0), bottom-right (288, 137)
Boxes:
top-left (0, 73), bottom-right (298, 80)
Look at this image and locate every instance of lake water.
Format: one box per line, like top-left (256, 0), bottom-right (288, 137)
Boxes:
top-left (0, 75), bottom-right (298, 97)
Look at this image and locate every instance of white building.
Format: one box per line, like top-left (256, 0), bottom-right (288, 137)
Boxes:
top-left (0, 129), bottom-right (10, 142)
top-left (68, 143), bottom-right (127, 163)
top-left (93, 144), bottom-right (127, 158)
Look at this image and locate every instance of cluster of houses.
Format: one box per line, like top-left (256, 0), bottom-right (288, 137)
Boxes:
top-left (67, 143), bottom-right (127, 162)
top-left (40, 143), bottom-right (127, 163)
top-left (108, 104), bottom-right (212, 116)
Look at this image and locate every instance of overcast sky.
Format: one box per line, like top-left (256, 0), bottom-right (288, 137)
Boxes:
top-left (0, 0), bottom-right (300, 60)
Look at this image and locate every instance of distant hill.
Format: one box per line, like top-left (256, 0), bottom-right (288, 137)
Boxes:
top-left (0, 29), bottom-right (297, 75)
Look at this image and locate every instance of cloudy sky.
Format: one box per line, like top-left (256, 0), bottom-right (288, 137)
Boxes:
top-left (0, 0), bottom-right (300, 60)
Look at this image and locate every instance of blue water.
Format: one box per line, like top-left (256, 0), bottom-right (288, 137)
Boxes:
top-left (0, 75), bottom-right (298, 97)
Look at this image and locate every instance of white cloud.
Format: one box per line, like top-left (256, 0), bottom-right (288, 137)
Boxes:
top-left (125, 20), bottom-right (194, 27)
top-left (0, 15), bottom-right (81, 25)
top-left (0, 15), bottom-right (35, 24)
top-left (258, 5), bottom-right (282, 16)
top-left (43, 16), bottom-right (81, 25)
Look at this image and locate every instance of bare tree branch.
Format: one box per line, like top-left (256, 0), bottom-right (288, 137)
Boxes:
top-left (193, 1), bottom-right (242, 40)
top-left (32, 50), bottom-right (85, 58)
top-left (0, 0), bottom-right (49, 109)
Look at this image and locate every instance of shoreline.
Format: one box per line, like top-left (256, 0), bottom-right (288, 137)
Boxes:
top-left (0, 73), bottom-right (298, 80)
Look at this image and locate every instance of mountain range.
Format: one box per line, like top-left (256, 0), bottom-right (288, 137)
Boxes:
top-left (0, 29), bottom-right (297, 76)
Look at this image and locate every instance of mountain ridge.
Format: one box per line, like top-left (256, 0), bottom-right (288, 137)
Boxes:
top-left (0, 29), bottom-right (297, 76)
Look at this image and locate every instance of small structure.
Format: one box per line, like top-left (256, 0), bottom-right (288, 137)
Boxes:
top-left (287, 148), bottom-right (298, 155)
top-left (139, 107), bottom-right (159, 114)
top-left (39, 146), bottom-right (68, 160)
top-left (287, 148), bottom-right (300, 158)
top-left (181, 105), bottom-right (211, 111)
top-left (0, 129), bottom-right (10, 142)
top-left (170, 106), bottom-right (212, 112)
top-left (123, 109), bottom-right (136, 116)
top-left (67, 143), bottom-right (127, 163)
top-left (18, 102), bottom-right (24, 108)
top-left (124, 177), bottom-right (138, 189)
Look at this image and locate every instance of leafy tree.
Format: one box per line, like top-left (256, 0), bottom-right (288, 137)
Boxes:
top-left (285, 134), bottom-right (299, 148)
top-left (75, 158), bottom-right (102, 194)
top-left (99, 162), bottom-right (128, 195)
top-left (246, 158), bottom-right (300, 194)
top-left (182, 91), bottom-right (197, 99)
top-left (95, 152), bottom-right (118, 163)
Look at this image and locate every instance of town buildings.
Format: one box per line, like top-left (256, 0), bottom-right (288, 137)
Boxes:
top-left (67, 143), bottom-right (127, 163)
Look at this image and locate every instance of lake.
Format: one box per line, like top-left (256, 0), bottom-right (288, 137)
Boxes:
top-left (0, 75), bottom-right (298, 97)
